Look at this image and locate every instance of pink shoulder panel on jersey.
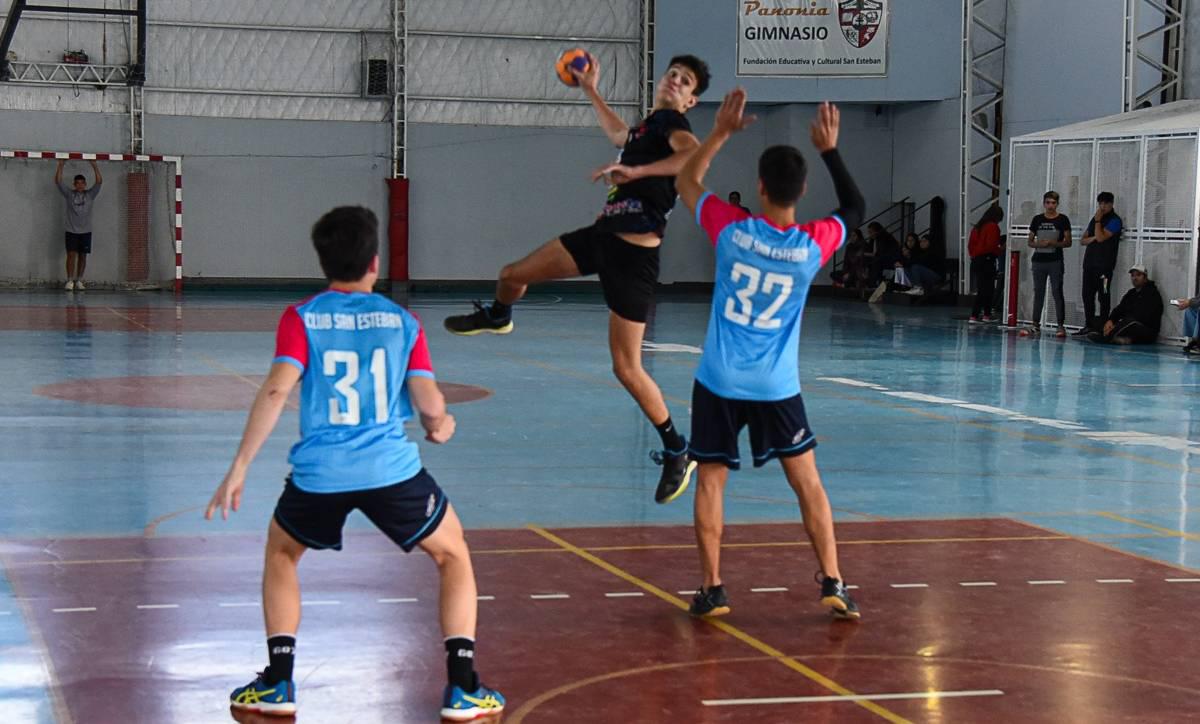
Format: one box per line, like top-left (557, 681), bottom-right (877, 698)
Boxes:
top-left (273, 306), bottom-right (308, 371)
top-left (697, 193), bottom-right (751, 245)
top-left (798, 216), bottom-right (847, 266)
top-left (407, 325), bottom-right (434, 376)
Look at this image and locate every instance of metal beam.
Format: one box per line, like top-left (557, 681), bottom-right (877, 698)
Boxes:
top-left (960, 0), bottom-right (1008, 295)
top-left (22, 3), bottom-right (137, 14)
top-left (0, 0), bottom-right (27, 81)
top-left (392, 0), bottom-right (407, 179)
top-left (1124, 0), bottom-right (1185, 110)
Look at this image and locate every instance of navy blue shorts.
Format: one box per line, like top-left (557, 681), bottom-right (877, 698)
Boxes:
top-left (65, 232), bottom-right (92, 254)
top-left (688, 380), bottom-right (817, 470)
top-left (273, 469), bottom-right (448, 552)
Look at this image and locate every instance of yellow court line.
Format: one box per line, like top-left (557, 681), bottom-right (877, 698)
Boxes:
top-left (1017, 518), bottom-right (1200, 576)
top-left (0, 552), bottom-right (75, 724)
top-left (1094, 512), bottom-right (1200, 541)
top-left (526, 525), bottom-right (911, 724)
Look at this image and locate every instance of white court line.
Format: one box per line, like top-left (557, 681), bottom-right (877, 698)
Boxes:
top-left (702, 689), bottom-right (1006, 706)
top-left (1166, 578), bottom-right (1200, 583)
top-left (0, 611), bottom-right (11, 616)
top-left (301, 600), bottom-right (341, 606)
top-left (1097, 579), bottom-right (1134, 584)
top-left (1028, 580), bottom-right (1066, 585)
top-left (477, 595), bottom-right (495, 601)
top-left (959, 581), bottom-right (997, 587)
top-left (750, 587), bottom-right (789, 593)
top-left (530, 594), bottom-right (570, 600)
top-left (136, 604), bottom-right (180, 610)
top-left (52, 607), bottom-right (96, 613)
top-left (218, 602), bottom-right (259, 608)
top-left (605, 592), bottom-right (644, 598)
top-left (890, 583), bottom-right (928, 589)
top-left (678, 590), bottom-right (696, 595)
top-left (378, 598), bottom-right (418, 604)
top-left (846, 585), bottom-right (859, 590)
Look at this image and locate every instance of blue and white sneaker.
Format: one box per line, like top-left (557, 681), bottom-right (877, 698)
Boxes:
top-left (230, 673), bottom-right (296, 716)
top-left (441, 683), bottom-right (506, 721)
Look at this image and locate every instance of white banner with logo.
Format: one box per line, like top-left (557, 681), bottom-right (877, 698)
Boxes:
top-left (737, 0), bottom-right (889, 77)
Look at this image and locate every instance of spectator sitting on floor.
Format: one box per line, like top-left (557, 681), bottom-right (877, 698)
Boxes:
top-left (1088, 265), bottom-right (1162, 345)
top-left (1172, 294), bottom-right (1200, 354)
top-left (831, 228), bottom-right (870, 290)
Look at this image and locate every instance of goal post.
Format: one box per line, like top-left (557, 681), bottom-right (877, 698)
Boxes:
top-left (0, 150), bottom-right (183, 292)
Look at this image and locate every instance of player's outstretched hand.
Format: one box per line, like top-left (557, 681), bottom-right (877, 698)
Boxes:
top-left (714, 88), bottom-right (756, 136)
top-left (572, 54), bottom-right (600, 93)
top-left (591, 163), bottom-right (639, 185)
top-left (425, 413), bottom-right (456, 444)
top-left (810, 101), bottom-right (840, 152)
top-left (205, 467), bottom-right (246, 521)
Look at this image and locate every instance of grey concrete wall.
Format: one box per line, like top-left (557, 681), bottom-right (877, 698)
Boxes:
top-left (656, 0), bottom-right (960, 103)
top-left (408, 104), bottom-right (897, 284)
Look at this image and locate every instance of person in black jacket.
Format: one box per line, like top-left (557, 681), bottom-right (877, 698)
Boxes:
top-left (1075, 191), bottom-right (1123, 335)
top-left (1088, 265), bottom-right (1162, 344)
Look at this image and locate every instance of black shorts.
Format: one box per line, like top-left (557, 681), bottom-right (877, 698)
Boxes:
top-left (688, 380), bottom-right (817, 470)
top-left (65, 232), bottom-right (92, 254)
top-left (273, 469), bottom-right (448, 552)
top-left (559, 224), bottom-right (660, 323)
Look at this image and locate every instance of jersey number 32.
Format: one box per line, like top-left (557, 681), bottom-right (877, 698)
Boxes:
top-left (724, 262), bottom-right (793, 330)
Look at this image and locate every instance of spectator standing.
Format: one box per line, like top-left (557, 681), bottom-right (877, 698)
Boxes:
top-left (968, 204), bottom-right (1004, 322)
top-left (1027, 191), bottom-right (1072, 337)
top-left (1075, 191), bottom-right (1123, 335)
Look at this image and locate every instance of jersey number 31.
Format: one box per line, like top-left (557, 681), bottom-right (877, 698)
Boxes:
top-left (724, 262), bottom-right (793, 329)
top-left (323, 349), bottom-right (388, 425)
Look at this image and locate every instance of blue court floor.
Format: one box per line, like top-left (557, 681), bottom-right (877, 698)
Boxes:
top-left (1, 288), bottom-right (1198, 722)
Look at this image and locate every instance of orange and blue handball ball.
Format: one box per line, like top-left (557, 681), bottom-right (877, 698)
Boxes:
top-left (555, 49), bottom-right (593, 86)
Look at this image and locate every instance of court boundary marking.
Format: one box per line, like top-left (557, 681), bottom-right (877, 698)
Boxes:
top-left (524, 524), bottom-right (910, 723)
top-left (0, 551), bottom-right (74, 724)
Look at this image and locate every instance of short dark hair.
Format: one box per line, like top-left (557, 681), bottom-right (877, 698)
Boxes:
top-left (311, 206), bottom-right (379, 282)
top-left (757, 145), bottom-right (807, 207)
top-left (1043, 191), bottom-right (1060, 202)
top-left (73, 174), bottom-right (86, 183)
top-left (668, 54), bottom-right (711, 96)
top-left (1097, 191), bottom-right (1114, 204)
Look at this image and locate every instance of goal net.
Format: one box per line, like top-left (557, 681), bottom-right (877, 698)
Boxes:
top-left (0, 151), bottom-right (182, 291)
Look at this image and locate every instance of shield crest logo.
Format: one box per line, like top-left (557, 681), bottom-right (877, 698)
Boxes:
top-left (838, 0), bottom-right (884, 49)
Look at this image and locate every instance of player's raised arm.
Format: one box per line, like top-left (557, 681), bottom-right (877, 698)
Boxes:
top-left (54, 159), bottom-right (65, 186)
top-left (574, 57), bottom-right (629, 148)
top-left (206, 361), bottom-right (301, 520)
top-left (678, 88), bottom-right (756, 216)
top-left (810, 102), bottom-right (864, 230)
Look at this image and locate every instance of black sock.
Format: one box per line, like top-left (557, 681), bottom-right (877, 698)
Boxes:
top-left (654, 417), bottom-right (685, 453)
top-left (488, 300), bottom-right (511, 320)
top-left (265, 635), bottom-right (296, 683)
top-left (445, 637), bottom-right (479, 691)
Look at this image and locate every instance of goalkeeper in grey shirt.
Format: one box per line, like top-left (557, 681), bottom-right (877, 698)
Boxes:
top-left (54, 159), bottom-right (102, 290)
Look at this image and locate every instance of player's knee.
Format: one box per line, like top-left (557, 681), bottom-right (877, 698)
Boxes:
top-left (611, 358), bottom-right (641, 387)
top-left (499, 262), bottom-right (523, 287)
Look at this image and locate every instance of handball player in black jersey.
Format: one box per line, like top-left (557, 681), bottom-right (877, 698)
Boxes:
top-left (446, 54), bottom-right (711, 505)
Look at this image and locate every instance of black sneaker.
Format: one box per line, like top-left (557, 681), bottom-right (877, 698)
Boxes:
top-left (1184, 341), bottom-right (1200, 355)
top-left (817, 573), bottom-right (861, 620)
top-left (444, 301), bottom-right (514, 336)
top-left (689, 585), bottom-right (731, 617)
top-left (650, 442), bottom-right (697, 504)
top-left (1071, 326), bottom-right (1092, 337)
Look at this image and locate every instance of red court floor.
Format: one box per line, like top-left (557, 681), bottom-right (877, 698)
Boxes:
top-left (3, 518), bottom-right (1198, 723)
